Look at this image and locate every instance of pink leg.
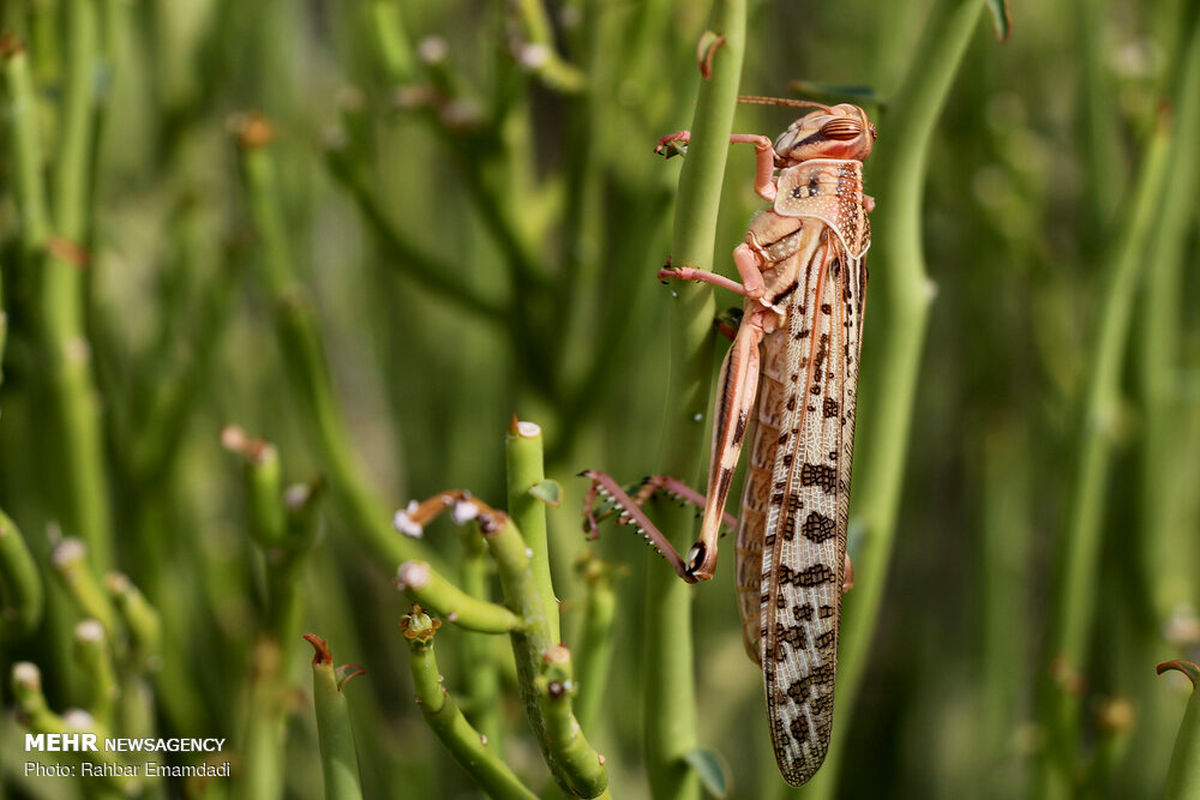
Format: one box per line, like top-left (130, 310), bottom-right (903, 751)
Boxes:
top-left (658, 264), bottom-right (748, 296)
top-left (732, 242), bottom-right (768, 299)
top-left (689, 318), bottom-right (764, 579)
top-left (655, 131), bottom-right (779, 202)
top-left (728, 134), bottom-right (778, 202)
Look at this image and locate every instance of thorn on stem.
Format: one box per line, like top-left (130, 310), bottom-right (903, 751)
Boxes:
top-left (696, 31), bottom-right (727, 78)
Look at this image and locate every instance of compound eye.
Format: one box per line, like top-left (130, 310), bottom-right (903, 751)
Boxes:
top-left (820, 117), bottom-right (864, 141)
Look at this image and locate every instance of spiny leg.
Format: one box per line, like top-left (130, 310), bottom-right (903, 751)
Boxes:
top-left (580, 471), bottom-right (737, 583)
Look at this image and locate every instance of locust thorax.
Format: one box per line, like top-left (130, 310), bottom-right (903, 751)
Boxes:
top-left (773, 104), bottom-right (875, 166)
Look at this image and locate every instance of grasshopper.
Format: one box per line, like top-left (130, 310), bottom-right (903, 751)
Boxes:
top-left (584, 96), bottom-right (875, 786)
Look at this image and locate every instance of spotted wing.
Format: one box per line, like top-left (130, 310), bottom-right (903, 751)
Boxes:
top-left (759, 227), bottom-right (867, 787)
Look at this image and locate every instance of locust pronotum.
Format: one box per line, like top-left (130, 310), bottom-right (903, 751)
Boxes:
top-left (584, 95), bottom-right (875, 786)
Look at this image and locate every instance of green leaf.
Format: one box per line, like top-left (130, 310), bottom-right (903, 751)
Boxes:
top-left (986, 0), bottom-right (1012, 42)
top-left (527, 479), bottom-right (561, 507)
top-left (683, 747), bottom-right (729, 798)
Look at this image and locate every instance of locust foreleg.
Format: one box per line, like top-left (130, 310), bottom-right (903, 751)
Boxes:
top-left (655, 131), bottom-right (779, 202)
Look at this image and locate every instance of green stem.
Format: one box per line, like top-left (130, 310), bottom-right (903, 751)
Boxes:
top-left (1160, 661), bottom-right (1200, 800)
top-left (649, 1), bottom-right (745, 797)
top-left (305, 634), bottom-right (365, 800)
top-left (323, 147), bottom-right (508, 323)
top-left (1, 38), bottom-right (52, 255)
top-left (402, 608), bottom-right (540, 800)
top-left (802, 1), bottom-right (985, 795)
top-left (73, 619), bottom-right (117, 725)
top-left (233, 638), bottom-right (289, 800)
top-left (509, 0), bottom-right (585, 92)
top-left (235, 121), bottom-right (452, 578)
top-left (458, 525), bottom-right (502, 743)
top-left (1138, 13), bottom-right (1200, 632)
top-left (366, 0), bottom-right (417, 82)
top-left (104, 572), bottom-right (162, 672)
top-left (396, 558), bottom-right (522, 633)
top-left (506, 418), bottom-right (560, 635)
top-left (1037, 111), bottom-right (1174, 798)
top-left (52, 538), bottom-right (119, 635)
top-left (11, 662), bottom-right (137, 795)
top-left (483, 511), bottom-right (607, 797)
top-left (573, 552), bottom-right (615, 731)
top-left (0, 509), bottom-right (43, 638)
top-left (42, 0), bottom-right (113, 572)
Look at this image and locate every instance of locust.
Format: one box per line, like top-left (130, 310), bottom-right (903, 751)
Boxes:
top-left (583, 96), bottom-right (875, 786)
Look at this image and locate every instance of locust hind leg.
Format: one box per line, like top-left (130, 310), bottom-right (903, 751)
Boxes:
top-left (580, 472), bottom-right (738, 583)
top-left (686, 317), bottom-right (765, 580)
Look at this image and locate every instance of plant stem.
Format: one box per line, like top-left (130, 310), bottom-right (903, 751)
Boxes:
top-left (42, 0), bottom-right (113, 571)
top-left (483, 507), bottom-right (607, 797)
top-left (1036, 109), bottom-right (1173, 799)
top-left (305, 634), bottom-right (365, 800)
top-left (1138, 11), bottom-right (1200, 633)
top-left (1, 38), bottom-right (51, 256)
top-left (402, 607), bottom-right (540, 800)
top-left (0, 509), bottom-right (43, 638)
top-left (458, 525), bottom-right (502, 744)
top-left (573, 552), bottom-right (615, 731)
top-left (801, 1), bottom-right (985, 795)
top-left (395, 557), bottom-right (522, 633)
top-left (235, 119), bottom-right (451, 578)
top-left (1160, 661), bottom-right (1200, 800)
top-left (648, 1), bottom-right (745, 797)
top-left (506, 418), bottom-right (560, 635)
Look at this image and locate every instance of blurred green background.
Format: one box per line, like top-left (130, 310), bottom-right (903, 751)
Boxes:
top-left (2, 0), bottom-right (1199, 798)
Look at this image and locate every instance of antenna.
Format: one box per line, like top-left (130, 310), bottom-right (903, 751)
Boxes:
top-left (737, 95), bottom-right (832, 113)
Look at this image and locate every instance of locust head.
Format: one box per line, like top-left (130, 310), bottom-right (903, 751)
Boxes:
top-left (772, 103), bottom-right (875, 166)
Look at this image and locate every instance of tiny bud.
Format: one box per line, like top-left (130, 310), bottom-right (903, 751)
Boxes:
top-left (515, 420), bottom-right (541, 438)
top-left (451, 500), bottom-right (479, 525)
top-left (284, 482), bottom-right (312, 510)
top-left (74, 620), bottom-right (105, 643)
top-left (547, 681), bottom-right (566, 699)
top-left (12, 662), bottom-right (41, 688)
top-left (393, 501), bottom-right (424, 538)
top-left (543, 645), bottom-right (570, 666)
top-left (418, 36), bottom-right (448, 64)
top-left (517, 43), bottom-right (550, 69)
top-left (480, 734), bottom-right (488, 746)
top-left (220, 424), bottom-right (248, 451)
top-left (63, 709), bottom-right (94, 729)
top-left (52, 538), bottom-right (87, 568)
top-left (104, 572), bottom-right (131, 593)
top-left (395, 561), bottom-right (431, 591)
